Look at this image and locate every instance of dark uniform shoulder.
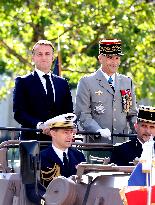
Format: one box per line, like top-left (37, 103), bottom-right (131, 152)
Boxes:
top-left (114, 139), bottom-right (136, 150)
top-left (117, 73), bottom-right (132, 83)
top-left (69, 146), bottom-right (82, 153)
top-left (69, 147), bottom-right (86, 161)
top-left (40, 145), bottom-right (51, 157)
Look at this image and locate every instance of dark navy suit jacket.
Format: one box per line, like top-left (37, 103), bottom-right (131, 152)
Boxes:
top-left (13, 71), bottom-right (73, 141)
top-left (110, 138), bottom-right (143, 166)
top-left (40, 145), bottom-right (86, 187)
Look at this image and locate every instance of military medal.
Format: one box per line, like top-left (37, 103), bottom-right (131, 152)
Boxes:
top-left (95, 90), bottom-right (103, 96)
top-left (120, 89), bottom-right (132, 113)
top-left (94, 101), bottom-right (105, 114)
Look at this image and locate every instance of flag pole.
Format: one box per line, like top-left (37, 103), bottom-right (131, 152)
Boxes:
top-left (57, 34), bottom-right (62, 76)
top-left (53, 34), bottom-right (62, 76)
top-left (146, 135), bottom-right (154, 205)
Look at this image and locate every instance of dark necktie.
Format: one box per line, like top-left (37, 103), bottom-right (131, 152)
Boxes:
top-left (43, 74), bottom-right (54, 105)
top-left (63, 152), bottom-right (70, 178)
top-left (108, 76), bottom-right (114, 91)
top-left (63, 152), bottom-right (69, 168)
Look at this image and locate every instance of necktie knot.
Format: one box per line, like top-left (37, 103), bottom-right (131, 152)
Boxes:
top-left (108, 76), bottom-right (115, 91)
top-left (43, 74), bottom-right (50, 80)
top-left (108, 76), bottom-right (113, 84)
top-left (63, 152), bottom-right (67, 158)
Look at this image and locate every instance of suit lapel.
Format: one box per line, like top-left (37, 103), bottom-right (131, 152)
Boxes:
top-left (33, 71), bottom-right (47, 97)
top-left (95, 69), bottom-right (114, 95)
top-left (51, 74), bottom-right (57, 103)
top-left (68, 149), bottom-right (79, 171)
top-left (47, 146), bottom-right (63, 166)
top-left (135, 140), bottom-right (143, 157)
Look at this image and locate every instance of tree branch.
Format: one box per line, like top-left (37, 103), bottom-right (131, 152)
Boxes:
top-left (0, 39), bottom-right (32, 68)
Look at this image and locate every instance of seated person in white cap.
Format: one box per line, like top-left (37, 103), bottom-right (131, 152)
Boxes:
top-left (40, 113), bottom-right (86, 187)
top-left (26, 113), bottom-right (86, 204)
top-left (110, 105), bottom-right (155, 166)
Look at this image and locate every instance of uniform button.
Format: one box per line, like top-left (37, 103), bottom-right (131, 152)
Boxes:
top-left (114, 108), bottom-right (116, 111)
top-left (114, 118), bottom-right (116, 121)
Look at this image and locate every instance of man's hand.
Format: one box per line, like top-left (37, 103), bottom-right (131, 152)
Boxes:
top-left (97, 128), bottom-right (111, 140)
top-left (39, 123), bottom-right (51, 136)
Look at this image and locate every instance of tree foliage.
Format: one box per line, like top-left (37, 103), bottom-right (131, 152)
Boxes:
top-left (0, 0), bottom-right (155, 104)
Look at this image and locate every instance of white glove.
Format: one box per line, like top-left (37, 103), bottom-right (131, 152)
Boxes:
top-left (38, 122), bottom-right (51, 136)
top-left (97, 128), bottom-right (111, 140)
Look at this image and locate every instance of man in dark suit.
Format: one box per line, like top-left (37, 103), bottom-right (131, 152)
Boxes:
top-left (25, 113), bottom-right (86, 204)
top-left (13, 40), bottom-right (73, 141)
top-left (110, 105), bottom-right (155, 166)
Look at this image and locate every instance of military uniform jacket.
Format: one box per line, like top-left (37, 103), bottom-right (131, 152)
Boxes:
top-left (40, 145), bottom-right (86, 187)
top-left (75, 69), bottom-right (137, 143)
top-left (110, 138), bottom-right (143, 166)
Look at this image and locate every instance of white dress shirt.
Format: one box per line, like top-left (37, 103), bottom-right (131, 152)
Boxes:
top-left (52, 144), bottom-right (68, 163)
top-left (35, 68), bottom-right (55, 128)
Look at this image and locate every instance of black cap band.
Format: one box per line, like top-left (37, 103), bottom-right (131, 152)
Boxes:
top-left (138, 106), bottom-right (155, 123)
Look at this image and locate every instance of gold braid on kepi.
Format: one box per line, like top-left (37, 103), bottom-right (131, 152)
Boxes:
top-left (138, 105), bottom-right (155, 124)
top-left (99, 39), bottom-right (124, 56)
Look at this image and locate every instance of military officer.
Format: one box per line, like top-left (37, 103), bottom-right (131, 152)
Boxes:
top-left (40, 113), bottom-right (86, 187)
top-left (75, 39), bottom-right (137, 144)
top-left (26, 113), bottom-right (86, 204)
top-left (110, 105), bottom-right (155, 166)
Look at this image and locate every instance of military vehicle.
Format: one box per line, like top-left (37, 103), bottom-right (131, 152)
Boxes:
top-left (0, 127), bottom-right (135, 205)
